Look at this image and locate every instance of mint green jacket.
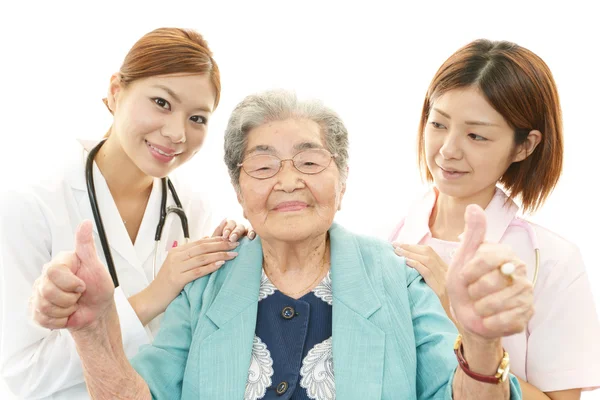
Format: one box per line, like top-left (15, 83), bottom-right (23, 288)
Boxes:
top-left (131, 223), bottom-right (521, 399)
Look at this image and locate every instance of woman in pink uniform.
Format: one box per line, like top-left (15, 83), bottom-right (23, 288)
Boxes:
top-left (389, 39), bottom-right (600, 400)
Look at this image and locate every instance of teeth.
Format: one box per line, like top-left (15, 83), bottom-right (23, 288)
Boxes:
top-left (149, 143), bottom-right (174, 157)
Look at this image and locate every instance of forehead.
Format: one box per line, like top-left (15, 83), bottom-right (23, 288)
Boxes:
top-left (432, 87), bottom-right (507, 125)
top-left (245, 118), bottom-right (325, 154)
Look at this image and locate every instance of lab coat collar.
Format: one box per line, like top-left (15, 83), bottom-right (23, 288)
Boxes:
top-left (399, 186), bottom-right (519, 245)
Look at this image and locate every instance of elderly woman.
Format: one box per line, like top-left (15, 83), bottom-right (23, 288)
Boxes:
top-left (33, 90), bottom-right (533, 399)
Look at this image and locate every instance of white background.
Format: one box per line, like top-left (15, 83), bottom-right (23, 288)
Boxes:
top-left (1, 1), bottom-right (598, 398)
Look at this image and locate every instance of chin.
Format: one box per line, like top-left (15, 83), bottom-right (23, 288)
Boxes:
top-left (264, 220), bottom-right (326, 243)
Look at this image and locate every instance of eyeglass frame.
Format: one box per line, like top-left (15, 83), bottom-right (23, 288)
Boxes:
top-left (237, 149), bottom-right (339, 180)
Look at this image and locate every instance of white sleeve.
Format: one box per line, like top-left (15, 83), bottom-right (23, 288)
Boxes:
top-left (0, 190), bottom-right (149, 399)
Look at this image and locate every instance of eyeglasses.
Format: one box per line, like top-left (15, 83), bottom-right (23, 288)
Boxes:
top-left (238, 149), bottom-right (338, 180)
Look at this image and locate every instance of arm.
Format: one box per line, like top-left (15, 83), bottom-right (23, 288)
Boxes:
top-left (403, 268), bottom-right (521, 400)
top-left (71, 302), bottom-right (151, 400)
top-left (0, 192), bottom-right (148, 398)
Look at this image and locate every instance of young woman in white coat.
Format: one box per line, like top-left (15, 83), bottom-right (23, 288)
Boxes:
top-left (0, 28), bottom-right (251, 399)
top-left (389, 39), bottom-right (600, 400)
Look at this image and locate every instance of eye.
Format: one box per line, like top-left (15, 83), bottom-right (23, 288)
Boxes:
top-left (152, 97), bottom-right (171, 110)
top-left (430, 121), bottom-right (446, 129)
top-left (468, 133), bottom-right (488, 141)
top-left (190, 115), bottom-right (208, 125)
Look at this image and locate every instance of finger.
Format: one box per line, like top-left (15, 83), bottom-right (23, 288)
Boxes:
top-left (33, 313), bottom-right (69, 330)
top-left (175, 236), bottom-right (229, 251)
top-left (33, 296), bottom-right (79, 319)
top-left (467, 269), bottom-right (510, 301)
top-left (221, 220), bottom-right (237, 239)
top-left (46, 264), bottom-right (86, 293)
top-left (395, 247), bottom-right (441, 269)
top-left (463, 251), bottom-right (525, 286)
top-left (228, 223), bottom-right (247, 243)
top-left (473, 278), bottom-right (532, 317)
top-left (482, 303), bottom-right (535, 336)
top-left (181, 260), bottom-right (227, 283)
top-left (453, 205), bottom-right (487, 268)
top-left (75, 220), bottom-right (99, 266)
top-left (248, 226), bottom-right (256, 240)
top-left (397, 244), bottom-right (431, 254)
top-left (182, 251), bottom-right (238, 272)
top-left (211, 218), bottom-right (228, 238)
top-left (181, 240), bottom-right (240, 260)
top-left (38, 277), bottom-right (82, 307)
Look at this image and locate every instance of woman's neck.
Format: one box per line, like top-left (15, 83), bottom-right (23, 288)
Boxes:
top-left (94, 135), bottom-right (154, 199)
top-left (430, 187), bottom-right (496, 242)
top-left (262, 233), bottom-right (330, 298)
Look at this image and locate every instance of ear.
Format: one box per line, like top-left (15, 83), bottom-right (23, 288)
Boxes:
top-left (513, 129), bottom-right (542, 162)
top-left (106, 73), bottom-right (125, 114)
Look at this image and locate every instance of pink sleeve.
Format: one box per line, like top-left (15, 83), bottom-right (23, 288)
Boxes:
top-left (388, 217), bottom-right (406, 243)
top-left (526, 244), bottom-right (600, 392)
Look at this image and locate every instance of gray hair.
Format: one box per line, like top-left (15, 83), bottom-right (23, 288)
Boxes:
top-left (224, 89), bottom-right (349, 191)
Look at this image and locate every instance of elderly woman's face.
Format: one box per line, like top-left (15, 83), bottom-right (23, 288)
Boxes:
top-left (237, 118), bottom-right (345, 242)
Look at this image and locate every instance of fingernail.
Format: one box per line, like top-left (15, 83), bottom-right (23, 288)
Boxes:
top-left (226, 252), bottom-right (238, 257)
top-left (229, 233), bottom-right (238, 243)
top-left (172, 240), bottom-right (178, 248)
top-left (397, 255), bottom-right (406, 263)
top-left (215, 261), bottom-right (225, 266)
top-left (75, 286), bottom-right (85, 293)
top-left (222, 229), bottom-right (231, 238)
top-left (229, 242), bottom-right (240, 247)
top-left (249, 231), bottom-right (256, 240)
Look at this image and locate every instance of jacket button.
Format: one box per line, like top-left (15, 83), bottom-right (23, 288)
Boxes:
top-left (281, 306), bottom-right (295, 319)
top-left (276, 381), bottom-right (288, 395)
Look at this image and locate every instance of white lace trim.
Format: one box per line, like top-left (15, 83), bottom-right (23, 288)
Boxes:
top-left (300, 337), bottom-right (335, 400)
top-left (244, 336), bottom-right (274, 400)
top-left (312, 271), bottom-right (332, 305)
top-left (258, 270), bottom-right (277, 301)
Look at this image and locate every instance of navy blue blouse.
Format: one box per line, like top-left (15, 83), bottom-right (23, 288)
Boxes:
top-left (244, 271), bottom-right (334, 400)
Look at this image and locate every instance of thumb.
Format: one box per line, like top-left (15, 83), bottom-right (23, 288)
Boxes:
top-left (453, 204), bottom-right (487, 267)
top-left (75, 220), bottom-right (100, 266)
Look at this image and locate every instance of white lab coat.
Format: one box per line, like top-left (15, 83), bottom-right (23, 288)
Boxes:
top-left (0, 139), bottom-right (213, 399)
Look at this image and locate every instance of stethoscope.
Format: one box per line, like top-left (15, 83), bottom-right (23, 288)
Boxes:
top-left (85, 139), bottom-right (190, 287)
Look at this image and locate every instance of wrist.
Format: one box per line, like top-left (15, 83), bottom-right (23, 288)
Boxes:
top-left (458, 333), bottom-right (504, 376)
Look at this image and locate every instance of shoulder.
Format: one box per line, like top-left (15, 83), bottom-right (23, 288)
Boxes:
top-left (329, 224), bottom-right (418, 286)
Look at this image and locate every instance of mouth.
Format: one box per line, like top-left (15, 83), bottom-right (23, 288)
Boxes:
top-left (439, 165), bottom-right (467, 174)
top-left (273, 201), bottom-right (309, 212)
top-left (145, 140), bottom-right (182, 157)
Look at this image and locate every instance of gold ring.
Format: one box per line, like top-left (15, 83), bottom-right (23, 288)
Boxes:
top-left (499, 262), bottom-right (516, 285)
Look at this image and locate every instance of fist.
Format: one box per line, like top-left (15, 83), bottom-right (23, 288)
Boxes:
top-left (446, 205), bottom-right (534, 339)
top-left (30, 221), bottom-right (115, 331)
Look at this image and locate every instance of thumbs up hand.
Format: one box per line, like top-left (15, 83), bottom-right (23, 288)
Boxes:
top-left (446, 205), bottom-right (534, 340)
top-left (30, 221), bottom-right (115, 331)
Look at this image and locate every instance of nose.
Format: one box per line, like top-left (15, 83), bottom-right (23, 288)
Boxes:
top-left (161, 115), bottom-right (187, 143)
top-left (439, 130), bottom-right (462, 160)
top-left (275, 160), bottom-right (305, 193)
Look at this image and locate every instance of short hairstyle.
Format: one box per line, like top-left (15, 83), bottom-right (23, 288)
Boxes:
top-left (418, 39), bottom-right (563, 213)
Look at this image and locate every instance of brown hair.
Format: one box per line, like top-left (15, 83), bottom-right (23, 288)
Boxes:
top-left (103, 27), bottom-right (221, 111)
top-left (418, 39), bottom-right (563, 213)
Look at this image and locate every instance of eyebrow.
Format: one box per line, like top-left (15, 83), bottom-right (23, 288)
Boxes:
top-left (152, 84), bottom-right (213, 112)
top-left (432, 107), bottom-right (500, 127)
top-left (245, 142), bottom-right (324, 156)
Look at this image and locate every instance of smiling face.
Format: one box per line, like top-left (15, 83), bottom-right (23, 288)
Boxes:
top-left (106, 72), bottom-right (216, 178)
top-left (237, 118), bottom-right (346, 243)
top-left (424, 86), bottom-right (533, 202)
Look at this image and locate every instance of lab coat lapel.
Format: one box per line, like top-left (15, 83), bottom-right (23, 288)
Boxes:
top-left (329, 224), bottom-right (386, 399)
top-left (133, 178), bottom-right (163, 267)
top-left (67, 140), bottom-right (142, 273)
